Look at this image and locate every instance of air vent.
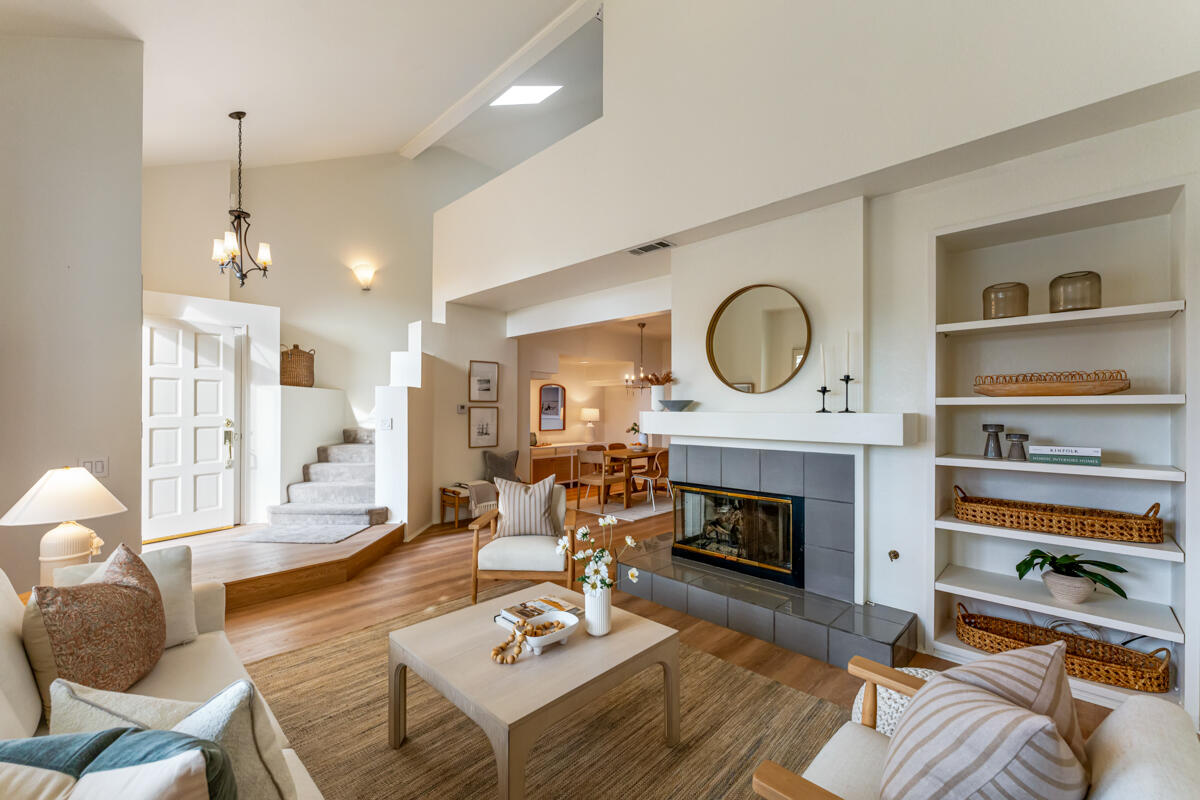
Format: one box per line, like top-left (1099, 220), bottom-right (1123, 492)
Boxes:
top-left (628, 239), bottom-right (675, 256)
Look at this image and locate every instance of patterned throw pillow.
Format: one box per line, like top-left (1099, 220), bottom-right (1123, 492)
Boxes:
top-left (939, 640), bottom-right (1087, 766)
top-left (879, 674), bottom-right (1088, 800)
top-left (495, 476), bottom-right (558, 538)
top-left (0, 727), bottom-right (236, 799)
top-left (23, 544), bottom-right (166, 718)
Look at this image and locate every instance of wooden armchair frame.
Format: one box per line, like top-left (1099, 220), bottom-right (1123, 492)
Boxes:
top-left (752, 656), bottom-right (928, 800)
top-left (468, 506), bottom-right (578, 603)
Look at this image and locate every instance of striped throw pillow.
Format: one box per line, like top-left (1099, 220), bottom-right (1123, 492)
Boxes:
top-left (940, 640), bottom-right (1086, 766)
top-left (879, 674), bottom-right (1088, 800)
top-left (495, 476), bottom-right (558, 538)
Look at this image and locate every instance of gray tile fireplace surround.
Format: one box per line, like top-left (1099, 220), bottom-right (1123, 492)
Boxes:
top-left (618, 444), bottom-right (917, 669)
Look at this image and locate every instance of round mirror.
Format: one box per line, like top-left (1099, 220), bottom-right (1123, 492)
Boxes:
top-left (706, 284), bottom-right (811, 393)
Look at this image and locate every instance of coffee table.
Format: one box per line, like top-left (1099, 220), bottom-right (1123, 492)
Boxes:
top-left (388, 582), bottom-right (680, 799)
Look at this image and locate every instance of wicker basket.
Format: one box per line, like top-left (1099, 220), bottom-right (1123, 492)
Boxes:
top-left (954, 603), bottom-right (1170, 693)
top-left (953, 485), bottom-right (1163, 543)
top-left (280, 345), bottom-right (315, 387)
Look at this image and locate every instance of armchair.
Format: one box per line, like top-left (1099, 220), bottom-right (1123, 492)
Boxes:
top-left (468, 483), bottom-right (576, 603)
top-left (753, 656), bottom-right (1200, 800)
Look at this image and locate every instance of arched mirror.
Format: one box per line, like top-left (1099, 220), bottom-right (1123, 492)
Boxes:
top-left (538, 383), bottom-right (566, 431)
top-left (706, 284), bottom-right (811, 393)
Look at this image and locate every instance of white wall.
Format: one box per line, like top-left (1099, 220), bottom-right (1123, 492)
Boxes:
top-left (142, 161), bottom-right (232, 300)
top-left (0, 38), bottom-right (143, 591)
top-left (145, 148), bottom-right (496, 423)
top-left (433, 0), bottom-right (1200, 314)
top-left (280, 386), bottom-right (353, 493)
top-left (530, 364), bottom-right (606, 445)
top-left (142, 291), bottom-right (282, 523)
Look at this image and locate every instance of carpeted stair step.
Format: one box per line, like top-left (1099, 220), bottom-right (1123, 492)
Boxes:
top-left (304, 461), bottom-right (374, 483)
top-left (317, 443), bottom-right (374, 463)
top-left (267, 503), bottom-right (388, 526)
top-left (343, 427), bottom-right (375, 444)
top-left (287, 481), bottom-right (375, 504)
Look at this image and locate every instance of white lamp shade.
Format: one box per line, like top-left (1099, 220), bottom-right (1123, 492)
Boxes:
top-left (0, 468), bottom-right (127, 526)
top-left (211, 238), bottom-right (226, 262)
top-left (257, 242), bottom-right (272, 266)
top-left (580, 407), bottom-right (601, 422)
top-left (351, 263), bottom-right (375, 289)
top-left (223, 231), bottom-right (238, 257)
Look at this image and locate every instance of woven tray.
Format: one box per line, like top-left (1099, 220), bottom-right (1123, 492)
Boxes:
top-left (974, 369), bottom-right (1130, 396)
top-left (955, 604), bottom-right (1170, 692)
top-left (953, 485), bottom-right (1163, 543)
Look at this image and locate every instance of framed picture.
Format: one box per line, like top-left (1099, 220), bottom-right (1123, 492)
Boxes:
top-left (468, 406), bottom-right (499, 449)
top-left (732, 382), bottom-right (755, 392)
top-left (468, 360), bottom-right (499, 403)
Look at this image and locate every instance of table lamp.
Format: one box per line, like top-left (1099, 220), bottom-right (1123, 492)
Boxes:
top-left (0, 467), bottom-right (127, 585)
top-left (580, 408), bottom-right (600, 442)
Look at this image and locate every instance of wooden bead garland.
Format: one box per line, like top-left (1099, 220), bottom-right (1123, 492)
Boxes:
top-left (490, 620), bottom-right (567, 665)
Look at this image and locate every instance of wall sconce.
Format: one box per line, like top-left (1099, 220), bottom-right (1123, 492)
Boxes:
top-left (351, 263), bottom-right (376, 292)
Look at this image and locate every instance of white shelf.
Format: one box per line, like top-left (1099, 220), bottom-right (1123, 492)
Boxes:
top-left (935, 453), bottom-right (1184, 482)
top-left (934, 514), bottom-right (1183, 562)
top-left (934, 564), bottom-right (1183, 643)
top-left (930, 631), bottom-right (1181, 710)
top-left (936, 394), bottom-right (1186, 406)
top-left (936, 300), bottom-right (1184, 336)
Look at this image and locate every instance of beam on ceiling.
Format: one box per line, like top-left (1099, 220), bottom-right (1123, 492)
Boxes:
top-left (398, 0), bottom-right (600, 160)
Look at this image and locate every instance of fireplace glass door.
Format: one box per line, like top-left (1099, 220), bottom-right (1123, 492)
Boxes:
top-left (674, 485), bottom-right (793, 575)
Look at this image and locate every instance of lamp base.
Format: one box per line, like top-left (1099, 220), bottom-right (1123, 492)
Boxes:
top-left (39, 521), bottom-right (104, 586)
top-left (584, 423), bottom-right (596, 443)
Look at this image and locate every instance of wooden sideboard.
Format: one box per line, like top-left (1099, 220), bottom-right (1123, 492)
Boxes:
top-left (529, 441), bottom-right (588, 486)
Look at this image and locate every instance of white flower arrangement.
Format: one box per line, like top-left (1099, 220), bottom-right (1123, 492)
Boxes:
top-left (572, 514), bottom-right (641, 595)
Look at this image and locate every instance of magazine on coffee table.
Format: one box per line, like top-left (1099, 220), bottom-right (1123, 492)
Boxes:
top-left (497, 595), bottom-right (583, 626)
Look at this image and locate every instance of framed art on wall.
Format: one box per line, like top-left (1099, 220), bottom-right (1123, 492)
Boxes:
top-left (468, 406), bottom-right (499, 448)
top-left (469, 360), bottom-right (499, 402)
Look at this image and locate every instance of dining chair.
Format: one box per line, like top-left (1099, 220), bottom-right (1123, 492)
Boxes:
top-left (576, 449), bottom-right (624, 511)
top-left (631, 450), bottom-right (672, 510)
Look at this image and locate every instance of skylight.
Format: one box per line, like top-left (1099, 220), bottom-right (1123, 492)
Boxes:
top-left (490, 85), bottom-right (562, 106)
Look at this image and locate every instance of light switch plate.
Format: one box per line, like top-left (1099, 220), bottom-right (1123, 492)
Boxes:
top-left (379, 417), bottom-right (393, 431)
top-left (456, 404), bottom-right (467, 414)
top-left (78, 457), bottom-right (108, 477)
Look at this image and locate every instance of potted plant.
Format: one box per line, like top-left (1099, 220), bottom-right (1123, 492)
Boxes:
top-left (557, 515), bottom-right (641, 636)
top-left (627, 422), bottom-right (648, 448)
top-left (1015, 548), bottom-right (1128, 605)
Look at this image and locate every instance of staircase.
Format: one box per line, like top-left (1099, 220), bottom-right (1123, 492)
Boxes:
top-left (268, 427), bottom-right (388, 526)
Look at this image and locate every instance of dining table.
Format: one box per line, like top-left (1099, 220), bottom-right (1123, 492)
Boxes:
top-left (603, 446), bottom-right (666, 509)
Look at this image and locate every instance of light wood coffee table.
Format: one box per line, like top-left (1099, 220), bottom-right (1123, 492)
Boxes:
top-left (388, 582), bottom-right (680, 799)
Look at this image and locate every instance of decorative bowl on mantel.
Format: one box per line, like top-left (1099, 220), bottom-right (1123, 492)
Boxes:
top-left (658, 399), bottom-right (694, 412)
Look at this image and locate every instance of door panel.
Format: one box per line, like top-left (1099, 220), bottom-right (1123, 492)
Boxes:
top-left (142, 318), bottom-right (237, 539)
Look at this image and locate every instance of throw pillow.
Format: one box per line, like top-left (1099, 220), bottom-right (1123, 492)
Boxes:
top-left (23, 544), bottom-right (166, 719)
top-left (939, 640), bottom-right (1087, 766)
top-left (495, 475), bottom-right (557, 537)
top-left (65, 545), bottom-right (198, 649)
top-left (879, 674), bottom-right (1088, 800)
top-left (483, 449), bottom-right (521, 483)
top-left (0, 727), bottom-right (236, 800)
top-left (48, 678), bottom-right (296, 800)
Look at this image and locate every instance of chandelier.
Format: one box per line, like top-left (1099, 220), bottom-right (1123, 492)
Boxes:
top-left (210, 111), bottom-right (273, 286)
top-left (625, 322), bottom-right (651, 391)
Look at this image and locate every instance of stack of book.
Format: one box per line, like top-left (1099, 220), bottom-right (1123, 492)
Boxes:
top-left (1028, 446), bottom-right (1101, 466)
top-left (496, 595), bottom-right (583, 626)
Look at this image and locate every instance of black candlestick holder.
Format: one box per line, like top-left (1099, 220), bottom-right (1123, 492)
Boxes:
top-left (817, 385), bottom-right (831, 412)
top-left (839, 374), bottom-right (855, 413)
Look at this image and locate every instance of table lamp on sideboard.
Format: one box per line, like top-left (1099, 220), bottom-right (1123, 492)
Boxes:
top-left (0, 467), bottom-right (126, 585)
top-left (580, 408), bottom-right (601, 442)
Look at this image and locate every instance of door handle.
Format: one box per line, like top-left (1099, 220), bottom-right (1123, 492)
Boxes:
top-left (224, 419), bottom-right (235, 469)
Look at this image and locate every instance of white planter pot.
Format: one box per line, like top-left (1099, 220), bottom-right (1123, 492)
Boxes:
top-left (1042, 572), bottom-right (1094, 604)
top-left (650, 385), bottom-right (665, 411)
top-left (638, 432), bottom-right (649, 446)
top-left (585, 587), bottom-right (612, 636)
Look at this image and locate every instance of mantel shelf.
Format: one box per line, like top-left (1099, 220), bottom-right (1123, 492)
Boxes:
top-left (639, 411), bottom-right (918, 446)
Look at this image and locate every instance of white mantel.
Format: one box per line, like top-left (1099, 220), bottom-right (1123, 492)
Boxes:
top-left (639, 411), bottom-right (918, 447)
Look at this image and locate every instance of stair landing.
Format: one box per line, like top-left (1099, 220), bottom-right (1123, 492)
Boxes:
top-left (146, 522), bottom-right (404, 610)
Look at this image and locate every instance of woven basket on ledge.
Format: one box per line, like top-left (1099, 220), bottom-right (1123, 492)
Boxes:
top-left (955, 604), bottom-right (1170, 693)
top-left (280, 345), bottom-right (315, 387)
top-left (953, 485), bottom-right (1163, 543)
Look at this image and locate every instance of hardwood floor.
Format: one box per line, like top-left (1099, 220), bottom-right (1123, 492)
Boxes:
top-left (224, 487), bottom-right (1111, 736)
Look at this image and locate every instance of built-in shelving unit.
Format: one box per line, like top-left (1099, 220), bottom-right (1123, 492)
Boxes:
top-left (926, 182), bottom-right (1196, 721)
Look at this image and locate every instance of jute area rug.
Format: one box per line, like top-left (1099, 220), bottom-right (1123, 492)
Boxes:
top-left (246, 583), bottom-right (848, 799)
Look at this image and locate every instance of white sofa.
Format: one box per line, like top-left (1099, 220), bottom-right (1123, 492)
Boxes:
top-left (0, 564), bottom-right (322, 799)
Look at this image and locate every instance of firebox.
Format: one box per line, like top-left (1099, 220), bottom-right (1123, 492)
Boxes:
top-left (672, 483), bottom-right (804, 587)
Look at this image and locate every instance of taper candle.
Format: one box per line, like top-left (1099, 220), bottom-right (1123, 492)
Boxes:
top-left (845, 330), bottom-right (850, 375)
top-left (821, 344), bottom-right (827, 385)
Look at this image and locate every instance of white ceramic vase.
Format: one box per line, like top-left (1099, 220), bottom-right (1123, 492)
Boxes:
top-left (1042, 571), bottom-right (1094, 604)
top-left (649, 384), bottom-right (665, 411)
top-left (585, 586), bottom-right (612, 636)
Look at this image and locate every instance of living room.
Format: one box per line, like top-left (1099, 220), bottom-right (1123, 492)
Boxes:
top-left (3, 2), bottom-right (1200, 799)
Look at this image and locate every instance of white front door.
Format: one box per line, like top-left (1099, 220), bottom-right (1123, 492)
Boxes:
top-left (142, 318), bottom-right (237, 540)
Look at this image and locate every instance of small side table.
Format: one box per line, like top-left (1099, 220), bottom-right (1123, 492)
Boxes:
top-left (440, 487), bottom-right (470, 528)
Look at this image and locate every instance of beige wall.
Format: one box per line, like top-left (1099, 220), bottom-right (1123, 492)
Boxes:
top-left (142, 161), bottom-right (232, 300)
top-left (0, 38), bottom-right (144, 591)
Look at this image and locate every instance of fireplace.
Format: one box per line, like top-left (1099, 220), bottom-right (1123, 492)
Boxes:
top-left (672, 483), bottom-right (804, 587)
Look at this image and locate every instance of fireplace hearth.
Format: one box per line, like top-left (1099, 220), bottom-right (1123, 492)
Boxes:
top-left (673, 483), bottom-right (803, 587)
